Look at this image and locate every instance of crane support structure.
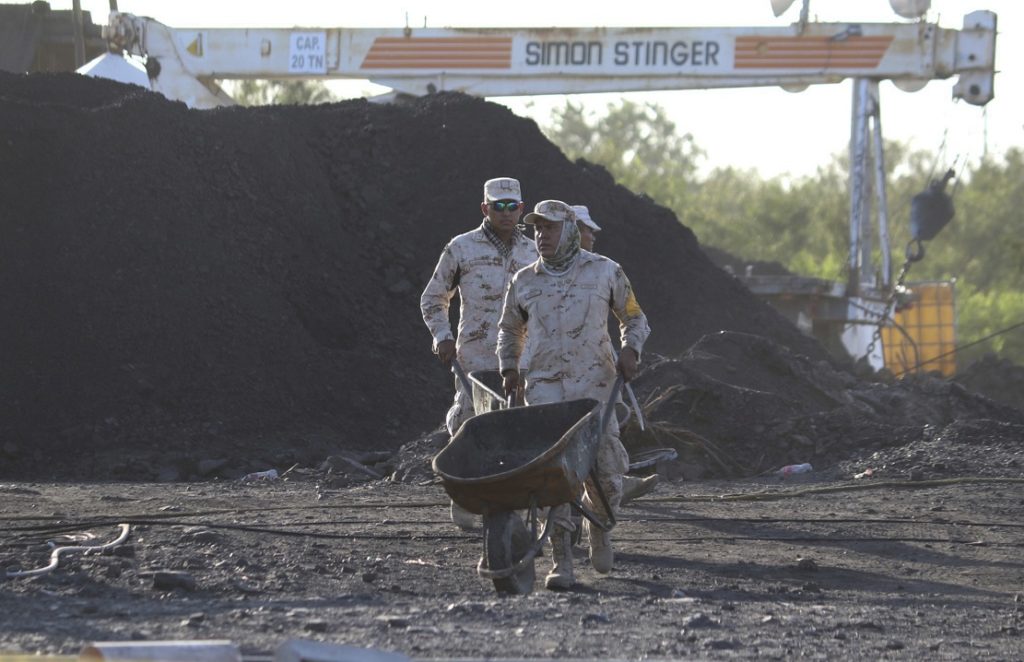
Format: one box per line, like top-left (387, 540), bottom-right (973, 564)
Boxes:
top-left (103, 11), bottom-right (996, 110)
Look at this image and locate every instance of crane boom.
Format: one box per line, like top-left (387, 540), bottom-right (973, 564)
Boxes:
top-left (103, 11), bottom-right (995, 109)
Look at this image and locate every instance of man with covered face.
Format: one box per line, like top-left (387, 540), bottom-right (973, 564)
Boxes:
top-left (496, 200), bottom-right (651, 590)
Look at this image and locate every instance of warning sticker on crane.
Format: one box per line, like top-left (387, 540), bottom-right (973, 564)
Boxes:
top-left (185, 34), bottom-right (203, 57)
top-left (289, 33), bottom-right (327, 74)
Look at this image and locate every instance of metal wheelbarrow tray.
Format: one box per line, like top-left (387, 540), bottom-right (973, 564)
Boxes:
top-left (432, 397), bottom-right (601, 515)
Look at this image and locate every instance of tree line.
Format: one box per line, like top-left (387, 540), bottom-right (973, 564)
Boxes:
top-left (541, 100), bottom-right (1024, 368)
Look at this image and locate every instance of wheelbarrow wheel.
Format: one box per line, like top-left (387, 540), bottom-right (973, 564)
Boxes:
top-left (483, 511), bottom-right (535, 595)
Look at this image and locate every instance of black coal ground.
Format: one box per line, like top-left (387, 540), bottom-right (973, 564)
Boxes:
top-left (2, 475), bottom-right (1023, 660)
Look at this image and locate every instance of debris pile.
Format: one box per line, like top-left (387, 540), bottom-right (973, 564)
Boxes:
top-left (954, 353), bottom-right (1024, 413)
top-left (621, 332), bottom-right (1024, 479)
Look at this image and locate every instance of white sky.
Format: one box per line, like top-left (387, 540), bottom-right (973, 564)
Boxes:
top-left (62, 0), bottom-right (1023, 179)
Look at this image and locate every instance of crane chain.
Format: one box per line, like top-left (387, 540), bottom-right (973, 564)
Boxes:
top-left (862, 242), bottom-right (920, 364)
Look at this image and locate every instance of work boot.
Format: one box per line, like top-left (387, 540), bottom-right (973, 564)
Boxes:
top-left (450, 500), bottom-right (477, 531)
top-left (544, 527), bottom-right (575, 590)
top-left (619, 474), bottom-right (661, 506)
top-left (584, 519), bottom-right (613, 574)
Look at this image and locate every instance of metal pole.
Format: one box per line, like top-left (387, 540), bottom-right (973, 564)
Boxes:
top-left (868, 81), bottom-right (892, 289)
top-left (71, 0), bottom-right (86, 67)
top-left (848, 78), bottom-right (871, 296)
top-left (858, 80), bottom-right (874, 289)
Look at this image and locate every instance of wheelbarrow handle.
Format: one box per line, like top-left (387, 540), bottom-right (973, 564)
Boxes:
top-left (610, 348), bottom-right (645, 432)
top-left (451, 358), bottom-right (474, 397)
top-left (599, 375), bottom-right (625, 439)
top-left (624, 382), bottom-right (646, 431)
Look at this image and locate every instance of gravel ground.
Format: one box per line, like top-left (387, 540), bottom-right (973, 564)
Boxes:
top-left (3, 470), bottom-right (1023, 660)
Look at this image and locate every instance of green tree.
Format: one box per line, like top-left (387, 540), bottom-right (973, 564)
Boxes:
top-left (230, 79), bottom-right (335, 106)
top-left (687, 163), bottom-right (850, 280)
top-left (542, 100), bottom-right (704, 213)
top-left (542, 98), bottom-right (852, 277)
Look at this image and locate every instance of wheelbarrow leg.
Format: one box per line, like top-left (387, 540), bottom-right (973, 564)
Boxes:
top-left (481, 510), bottom-right (535, 595)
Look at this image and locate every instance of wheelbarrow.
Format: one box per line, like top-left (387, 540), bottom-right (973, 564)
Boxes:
top-left (432, 369), bottom-right (620, 595)
top-left (461, 368), bottom-right (677, 472)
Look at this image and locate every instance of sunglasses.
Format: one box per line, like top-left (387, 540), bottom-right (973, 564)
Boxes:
top-left (489, 200), bottom-right (522, 212)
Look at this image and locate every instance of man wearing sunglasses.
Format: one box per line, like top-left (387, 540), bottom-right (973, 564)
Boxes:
top-left (572, 204), bottom-right (661, 507)
top-left (420, 177), bottom-right (538, 529)
top-left (497, 200), bottom-right (650, 589)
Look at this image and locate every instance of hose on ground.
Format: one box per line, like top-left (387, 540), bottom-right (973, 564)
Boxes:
top-left (5, 523), bottom-right (130, 579)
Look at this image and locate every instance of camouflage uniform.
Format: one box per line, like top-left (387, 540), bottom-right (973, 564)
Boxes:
top-left (497, 250), bottom-right (650, 530)
top-left (421, 223), bottom-right (537, 434)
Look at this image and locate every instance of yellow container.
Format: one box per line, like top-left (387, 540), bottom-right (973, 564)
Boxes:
top-left (881, 280), bottom-right (957, 376)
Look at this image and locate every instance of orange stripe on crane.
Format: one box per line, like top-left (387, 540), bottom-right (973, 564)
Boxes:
top-left (363, 59), bottom-right (512, 68)
top-left (361, 36), bottom-right (513, 69)
top-left (370, 36), bottom-right (512, 45)
top-left (734, 35), bottom-right (892, 69)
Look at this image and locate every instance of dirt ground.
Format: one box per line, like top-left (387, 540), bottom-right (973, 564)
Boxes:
top-left (3, 468), bottom-right (1023, 660)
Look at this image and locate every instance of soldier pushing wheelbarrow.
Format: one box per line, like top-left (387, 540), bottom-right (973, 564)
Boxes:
top-left (495, 199), bottom-right (650, 590)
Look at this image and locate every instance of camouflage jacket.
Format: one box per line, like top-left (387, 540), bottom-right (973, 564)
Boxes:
top-left (497, 250), bottom-right (651, 405)
top-left (420, 223), bottom-right (538, 372)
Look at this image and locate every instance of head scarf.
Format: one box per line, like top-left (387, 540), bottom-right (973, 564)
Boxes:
top-left (538, 217), bottom-right (581, 276)
top-left (481, 217), bottom-right (523, 259)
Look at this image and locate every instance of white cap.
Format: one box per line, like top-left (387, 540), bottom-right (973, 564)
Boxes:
top-left (483, 177), bottom-right (522, 202)
top-left (523, 200), bottom-right (576, 225)
top-left (572, 205), bottom-right (602, 232)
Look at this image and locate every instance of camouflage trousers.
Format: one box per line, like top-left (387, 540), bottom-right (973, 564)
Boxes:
top-left (547, 414), bottom-right (629, 533)
top-left (444, 377), bottom-right (474, 436)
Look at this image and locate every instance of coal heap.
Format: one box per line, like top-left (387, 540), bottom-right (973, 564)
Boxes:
top-left (622, 332), bottom-right (1024, 480)
top-left (0, 72), bottom-right (824, 480)
top-left (955, 354), bottom-right (1024, 413)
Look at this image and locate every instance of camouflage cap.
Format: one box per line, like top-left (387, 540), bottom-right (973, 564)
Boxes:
top-left (523, 199), bottom-right (576, 225)
top-left (572, 205), bottom-right (602, 232)
top-left (483, 177), bottom-right (522, 202)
